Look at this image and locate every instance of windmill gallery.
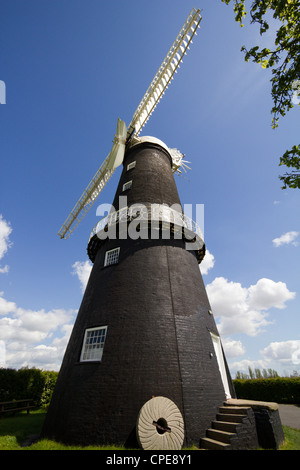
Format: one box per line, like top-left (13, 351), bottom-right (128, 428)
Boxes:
top-left (93, 196), bottom-right (204, 247)
top-left (41, 8), bottom-right (284, 450)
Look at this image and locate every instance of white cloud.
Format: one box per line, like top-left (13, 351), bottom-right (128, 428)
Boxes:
top-left (0, 215), bottom-right (12, 273)
top-left (227, 340), bottom-right (300, 378)
top-left (272, 231), bottom-right (299, 247)
top-left (72, 260), bottom-right (92, 293)
top-left (0, 216), bottom-right (78, 370)
top-left (199, 249), bottom-right (215, 275)
top-left (261, 340), bottom-right (300, 366)
top-left (248, 278), bottom-right (296, 310)
top-left (0, 293), bottom-right (17, 315)
top-left (0, 265), bottom-right (9, 274)
top-left (0, 340), bottom-right (5, 367)
top-left (222, 338), bottom-right (245, 358)
top-left (0, 291), bottom-right (76, 370)
top-left (228, 359), bottom-right (267, 377)
top-left (206, 277), bottom-right (295, 337)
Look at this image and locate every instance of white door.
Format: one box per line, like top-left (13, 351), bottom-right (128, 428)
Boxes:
top-left (210, 332), bottom-right (231, 399)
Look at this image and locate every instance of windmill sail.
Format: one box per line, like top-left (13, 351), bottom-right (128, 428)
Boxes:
top-left (127, 8), bottom-right (202, 137)
top-left (58, 8), bottom-right (201, 240)
top-left (58, 118), bottom-right (127, 239)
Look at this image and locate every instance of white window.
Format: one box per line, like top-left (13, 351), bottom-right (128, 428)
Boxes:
top-left (127, 161), bottom-right (136, 171)
top-left (122, 180), bottom-right (132, 192)
top-left (104, 247), bottom-right (120, 266)
top-left (80, 326), bottom-right (108, 362)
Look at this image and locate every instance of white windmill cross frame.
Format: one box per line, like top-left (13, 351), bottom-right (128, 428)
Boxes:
top-left (127, 8), bottom-right (202, 138)
top-left (58, 8), bottom-right (202, 240)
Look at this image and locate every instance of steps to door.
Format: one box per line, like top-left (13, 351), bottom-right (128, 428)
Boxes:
top-left (199, 405), bottom-right (257, 450)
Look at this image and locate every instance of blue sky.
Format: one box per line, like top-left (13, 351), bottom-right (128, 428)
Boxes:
top-left (0, 0), bottom-right (299, 377)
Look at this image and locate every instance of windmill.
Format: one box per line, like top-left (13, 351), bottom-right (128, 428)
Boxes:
top-left (42, 8), bottom-right (236, 450)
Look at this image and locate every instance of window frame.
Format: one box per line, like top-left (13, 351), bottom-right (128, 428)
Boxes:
top-left (104, 247), bottom-right (120, 267)
top-left (80, 326), bottom-right (108, 362)
top-left (122, 180), bottom-right (132, 192)
top-left (127, 161), bottom-right (136, 171)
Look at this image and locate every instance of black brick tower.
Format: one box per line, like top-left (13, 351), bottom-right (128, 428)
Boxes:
top-left (42, 137), bottom-right (235, 447)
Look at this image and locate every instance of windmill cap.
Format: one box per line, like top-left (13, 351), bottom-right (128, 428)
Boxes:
top-left (128, 135), bottom-right (172, 158)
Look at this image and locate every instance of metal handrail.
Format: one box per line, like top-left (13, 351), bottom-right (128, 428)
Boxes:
top-left (89, 204), bottom-right (203, 242)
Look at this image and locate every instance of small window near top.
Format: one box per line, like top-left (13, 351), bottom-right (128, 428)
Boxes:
top-left (80, 326), bottom-right (108, 362)
top-left (127, 161), bottom-right (136, 171)
top-left (104, 247), bottom-right (120, 267)
top-left (122, 180), bottom-right (132, 192)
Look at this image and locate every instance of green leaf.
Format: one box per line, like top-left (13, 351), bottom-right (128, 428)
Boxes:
top-left (223, 0), bottom-right (300, 189)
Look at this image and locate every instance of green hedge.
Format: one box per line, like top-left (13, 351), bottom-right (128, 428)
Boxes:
top-left (0, 368), bottom-right (58, 408)
top-left (233, 377), bottom-right (300, 404)
top-left (1, 368), bottom-right (299, 409)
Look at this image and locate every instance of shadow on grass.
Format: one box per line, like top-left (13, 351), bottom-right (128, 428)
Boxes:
top-left (0, 409), bottom-right (46, 449)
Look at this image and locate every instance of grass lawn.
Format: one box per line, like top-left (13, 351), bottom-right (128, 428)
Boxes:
top-left (0, 409), bottom-right (129, 450)
top-left (0, 409), bottom-right (299, 450)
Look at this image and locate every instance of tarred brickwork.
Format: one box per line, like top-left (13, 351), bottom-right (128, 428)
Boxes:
top-left (42, 140), bottom-right (235, 447)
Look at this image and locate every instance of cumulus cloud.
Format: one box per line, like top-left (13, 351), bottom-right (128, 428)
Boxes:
top-left (199, 249), bottom-right (215, 275)
top-left (0, 256), bottom-right (93, 369)
top-left (0, 215), bottom-right (12, 273)
top-left (0, 293), bottom-right (16, 315)
top-left (0, 215), bottom-right (79, 370)
top-left (248, 278), bottom-right (295, 310)
top-left (0, 291), bottom-right (76, 370)
top-left (261, 340), bottom-right (300, 366)
top-left (228, 358), bottom-right (267, 377)
top-left (272, 231), bottom-right (299, 247)
top-left (0, 340), bottom-right (5, 367)
top-left (72, 260), bottom-right (92, 293)
top-left (222, 338), bottom-right (245, 358)
top-left (206, 277), bottom-right (295, 337)
top-left (227, 340), bottom-right (300, 377)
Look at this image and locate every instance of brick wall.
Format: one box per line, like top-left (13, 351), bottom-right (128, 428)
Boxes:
top-left (42, 140), bottom-right (235, 447)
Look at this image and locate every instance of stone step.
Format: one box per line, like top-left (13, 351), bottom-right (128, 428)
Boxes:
top-left (220, 406), bottom-right (250, 415)
top-left (216, 413), bottom-right (245, 423)
top-left (212, 420), bottom-right (240, 433)
top-left (200, 437), bottom-right (231, 450)
top-left (206, 428), bottom-right (235, 444)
